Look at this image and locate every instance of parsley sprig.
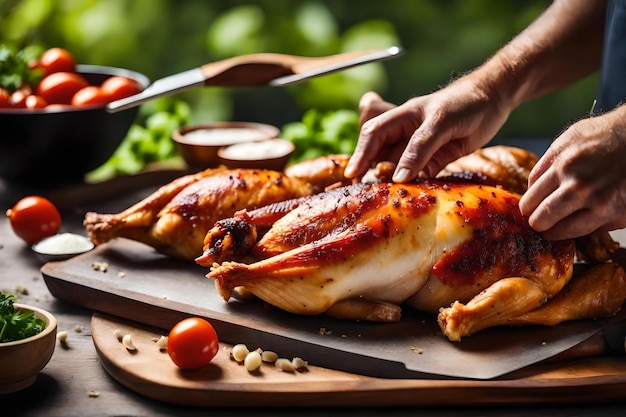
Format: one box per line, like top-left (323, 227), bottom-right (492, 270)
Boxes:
top-left (0, 293), bottom-right (45, 343)
top-left (0, 44), bottom-right (44, 93)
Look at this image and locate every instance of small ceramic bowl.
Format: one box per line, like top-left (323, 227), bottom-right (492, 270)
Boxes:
top-left (0, 304), bottom-right (57, 394)
top-left (217, 138), bottom-right (296, 171)
top-left (32, 233), bottom-right (95, 262)
top-left (172, 122), bottom-right (280, 170)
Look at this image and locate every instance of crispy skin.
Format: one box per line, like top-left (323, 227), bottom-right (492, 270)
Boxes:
top-left (284, 154), bottom-right (352, 191)
top-left (438, 145), bottom-right (538, 195)
top-left (83, 155), bottom-right (354, 261)
top-left (205, 181), bottom-right (580, 340)
top-left (85, 169), bottom-right (313, 260)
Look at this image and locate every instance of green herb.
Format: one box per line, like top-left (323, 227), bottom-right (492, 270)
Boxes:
top-left (281, 109), bottom-right (360, 163)
top-left (0, 293), bottom-right (45, 343)
top-left (0, 44), bottom-right (44, 92)
top-left (87, 97), bottom-right (192, 182)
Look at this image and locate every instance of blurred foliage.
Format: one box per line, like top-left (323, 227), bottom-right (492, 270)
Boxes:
top-left (86, 97), bottom-right (192, 181)
top-left (282, 109), bottom-right (360, 162)
top-left (1, 0), bottom-right (598, 142)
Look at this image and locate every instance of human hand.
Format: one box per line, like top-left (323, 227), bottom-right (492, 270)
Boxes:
top-left (519, 107), bottom-right (626, 240)
top-left (344, 77), bottom-right (513, 182)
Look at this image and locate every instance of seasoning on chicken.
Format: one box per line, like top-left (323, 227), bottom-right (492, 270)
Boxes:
top-left (197, 180), bottom-right (624, 341)
top-left (83, 155), bottom-right (353, 261)
top-left (84, 169), bottom-right (314, 260)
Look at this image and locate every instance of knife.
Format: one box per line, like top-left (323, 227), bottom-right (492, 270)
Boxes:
top-left (106, 46), bottom-right (403, 113)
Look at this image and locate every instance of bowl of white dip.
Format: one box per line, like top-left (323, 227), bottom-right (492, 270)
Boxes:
top-left (172, 122), bottom-right (280, 170)
top-left (217, 138), bottom-right (295, 171)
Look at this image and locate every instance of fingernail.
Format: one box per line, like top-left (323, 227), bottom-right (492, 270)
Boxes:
top-left (393, 168), bottom-right (412, 182)
top-left (344, 162), bottom-right (355, 178)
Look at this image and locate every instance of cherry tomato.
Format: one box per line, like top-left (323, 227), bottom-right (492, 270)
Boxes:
top-left (167, 317), bottom-right (219, 370)
top-left (8, 88), bottom-right (30, 108)
top-left (36, 47), bottom-right (76, 76)
top-left (0, 88), bottom-right (10, 108)
top-left (25, 95), bottom-right (48, 109)
top-left (6, 196), bottom-right (62, 245)
top-left (71, 86), bottom-right (108, 107)
top-left (36, 72), bottom-right (89, 105)
top-left (100, 76), bottom-right (143, 102)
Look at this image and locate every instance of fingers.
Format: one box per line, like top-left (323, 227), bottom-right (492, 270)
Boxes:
top-left (539, 209), bottom-right (609, 241)
top-left (346, 99), bottom-right (423, 180)
top-left (392, 121), bottom-right (446, 182)
top-left (358, 91), bottom-right (394, 125)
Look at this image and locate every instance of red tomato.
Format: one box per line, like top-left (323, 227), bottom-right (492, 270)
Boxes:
top-left (71, 86), bottom-right (108, 107)
top-left (8, 88), bottom-right (29, 108)
top-left (0, 88), bottom-right (10, 108)
top-left (36, 72), bottom-right (89, 105)
top-left (100, 76), bottom-right (143, 102)
top-left (25, 95), bottom-right (48, 109)
top-left (167, 317), bottom-right (219, 370)
top-left (6, 196), bottom-right (62, 245)
top-left (36, 47), bottom-right (76, 76)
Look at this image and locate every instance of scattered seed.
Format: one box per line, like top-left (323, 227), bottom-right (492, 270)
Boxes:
top-left (261, 350), bottom-right (278, 363)
top-left (291, 357), bottom-right (308, 370)
top-left (57, 330), bottom-right (68, 344)
top-left (244, 351), bottom-right (262, 372)
top-left (231, 344), bottom-right (249, 362)
top-left (411, 346), bottom-right (424, 354)
top-left (113, 328), bottom-right (123, 341)
top-left (154, 335), bottom-right (168, 350)
top-left (122, 334), bottom-right (136, 351)
top-left (91, 262), bottom-right (109, 272)
top-left (275, 358), bottom-right (296, 372)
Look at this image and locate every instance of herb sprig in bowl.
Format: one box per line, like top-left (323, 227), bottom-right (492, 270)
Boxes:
top-left (0, 293), bottom-right (45, 343)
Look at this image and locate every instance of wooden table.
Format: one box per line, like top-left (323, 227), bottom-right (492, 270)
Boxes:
top-left (2, 176), bottom-right (626, 417)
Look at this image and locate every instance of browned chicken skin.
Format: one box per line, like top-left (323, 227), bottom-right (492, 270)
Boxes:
top-left (203, 180), bottom-right (626, 341)
top-left (85, 169), bottom-right (315, 260)
top-left (84, 155), bottom-right (356, 260)
top-left (201, 180), bottom-right (616, 341)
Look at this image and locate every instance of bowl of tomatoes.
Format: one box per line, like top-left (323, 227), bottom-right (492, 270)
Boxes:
top-left (0, 46), bottom-right (149, 185)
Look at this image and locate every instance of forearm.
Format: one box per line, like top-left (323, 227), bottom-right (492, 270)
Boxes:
top-left (466, 0), bottom-right (606, 110)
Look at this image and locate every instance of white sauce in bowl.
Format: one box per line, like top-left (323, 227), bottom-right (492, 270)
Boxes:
top-left (220, 139), bottom-right (294, 160)
top-left (182, 128), bottom-right (272, 146)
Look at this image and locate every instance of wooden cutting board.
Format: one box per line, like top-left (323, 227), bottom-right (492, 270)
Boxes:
top-left (91, 312), bottom-right (626, 407)
top-left (42, 238), bottom-right (617, 380)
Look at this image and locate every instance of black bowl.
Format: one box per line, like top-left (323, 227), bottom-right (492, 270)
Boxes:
top-left (0, 65), bottom-right (150, 185)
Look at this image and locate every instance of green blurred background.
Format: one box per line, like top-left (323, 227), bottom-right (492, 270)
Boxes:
top-left (1, 0), bottom-right (600, 173)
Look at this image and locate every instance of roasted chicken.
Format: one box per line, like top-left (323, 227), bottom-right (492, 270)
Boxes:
top-left (84, 155), bottom-right (352, 260)
top-left (84, 169), bottom-right (315, 260)
top-left (200, 180), bottom-right (626, 341)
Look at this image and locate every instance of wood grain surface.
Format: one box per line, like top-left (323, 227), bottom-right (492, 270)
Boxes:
top-left (92, 312), bottom-right (626, 407)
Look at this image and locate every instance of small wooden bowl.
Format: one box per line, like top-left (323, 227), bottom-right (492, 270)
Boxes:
top-left (217, 138), bottom-right (295, 171)
top-left (172, 122), bottom-right (280, 169)
top-left (0, 304), bottom-right (57, 394)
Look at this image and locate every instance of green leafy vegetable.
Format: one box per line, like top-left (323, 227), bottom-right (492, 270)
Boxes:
top-left (0, 293), bottom-right (45, 343)
top-left (281, 109), bottom-right (360, 163)
top-left (0, 43), bottom-right (44, 92)
top-left (87, 97), bottom-right (191, 182)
